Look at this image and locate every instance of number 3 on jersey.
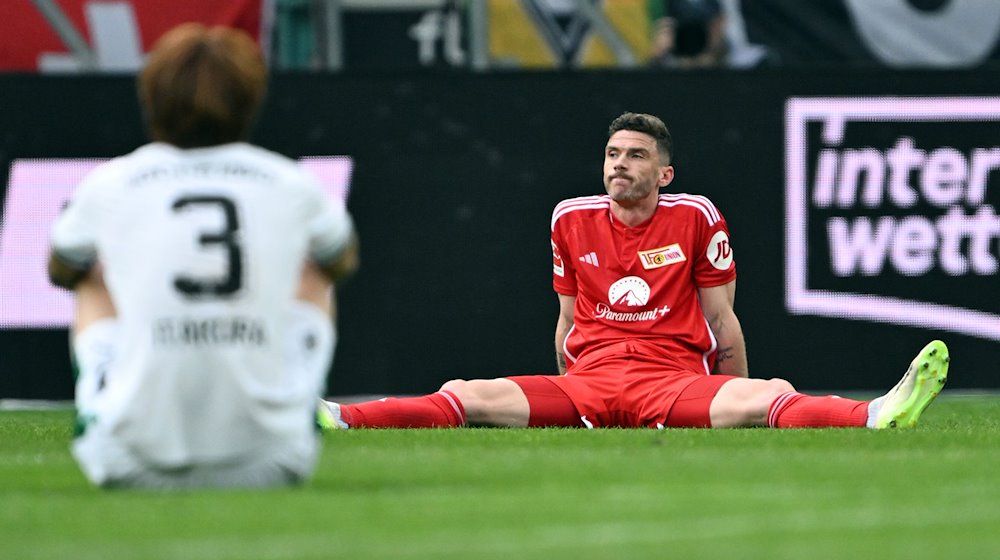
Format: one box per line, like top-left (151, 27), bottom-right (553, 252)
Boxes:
top-left (172, 195), bottom-right (243, 298)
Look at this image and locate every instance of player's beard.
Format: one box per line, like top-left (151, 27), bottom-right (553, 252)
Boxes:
top-left (606, 174), bottom-right (656, 205)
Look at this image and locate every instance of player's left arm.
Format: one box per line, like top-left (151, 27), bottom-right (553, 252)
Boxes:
top-left (303, 178), bottom-right (360, 284)
top-left (698, 280), bottom-right (748, 377)
top-left (316, 230), bottom-right (359, 283)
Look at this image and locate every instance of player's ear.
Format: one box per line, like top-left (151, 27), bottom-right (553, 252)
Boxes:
top-left (658, 165), bottom-right (674, 187)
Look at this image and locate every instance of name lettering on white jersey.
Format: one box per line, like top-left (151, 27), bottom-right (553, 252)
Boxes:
top-left (638, 244), bottom-right (686, 270)
top-left (128, 162), bottom-right (275, 187)
top-left (153, 316), bottom-right (269, 347)
top-left (578, 252), bottom-right (599, 267)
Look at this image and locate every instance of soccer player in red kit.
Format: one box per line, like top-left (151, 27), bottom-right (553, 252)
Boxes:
top-left (320, 112), bottom-right (948, 430)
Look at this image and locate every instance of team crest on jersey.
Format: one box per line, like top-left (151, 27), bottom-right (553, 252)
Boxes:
top-left (638, 244), bottom-right (686, 270)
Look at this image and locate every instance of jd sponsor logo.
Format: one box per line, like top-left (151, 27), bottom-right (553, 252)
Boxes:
top-left (785, 97), bottom-right (1000, 341)
top-left (706, 232), bottom-right (733, 271)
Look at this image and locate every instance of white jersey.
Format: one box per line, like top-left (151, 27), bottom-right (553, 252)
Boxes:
top-left (51, 142), bottom-right (353, 469)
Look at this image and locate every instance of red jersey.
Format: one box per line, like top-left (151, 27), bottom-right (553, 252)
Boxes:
top-left (551, 193), bottom-right (736, 374)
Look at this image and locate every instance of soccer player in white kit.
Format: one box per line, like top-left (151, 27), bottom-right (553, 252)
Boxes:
top-left (47, 23), bottom-right (358, 489)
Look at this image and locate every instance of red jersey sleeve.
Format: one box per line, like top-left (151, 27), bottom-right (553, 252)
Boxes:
top-left (692, 207), bottom-right (737, 288)
top-left (552, 229), bottom-right (577, 296)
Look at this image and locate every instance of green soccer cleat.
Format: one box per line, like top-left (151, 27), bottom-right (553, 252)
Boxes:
top-left (872, 340), bottom-right (950, 429)
top-left (316, 400), bottom-right (348, 431)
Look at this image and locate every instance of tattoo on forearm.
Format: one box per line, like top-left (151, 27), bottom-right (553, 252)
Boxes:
top-left (716, 346), bottom-right (735, 364)
top-left (556, 352), bottom-right (566, 373)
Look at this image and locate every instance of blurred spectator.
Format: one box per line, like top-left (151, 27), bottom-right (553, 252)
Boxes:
top-left (648, 0), bottom-right (728, 68)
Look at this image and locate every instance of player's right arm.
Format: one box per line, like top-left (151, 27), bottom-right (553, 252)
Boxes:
top-left (550, 203), bottom-right (579, 375)
top-left (47, 252), bottom-right (93, 290)
top-left (555, 293), bottom-right (575, 374)
top-left (48, 181), bottom-right (100, 291)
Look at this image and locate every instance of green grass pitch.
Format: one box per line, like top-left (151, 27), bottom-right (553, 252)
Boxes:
top-left (2, 394), bottom-right (999, 560)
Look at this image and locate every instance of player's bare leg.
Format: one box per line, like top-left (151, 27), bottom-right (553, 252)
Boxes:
top-left (708, 377), bottom-right (794, 427)
top-left (296, 262), bottom-right (334, 317)
top-left (70, 267), bottom-right (119, 425)
top-left (438, 378), bottom-right (531, 427)
top-left (297, 262), bottom-right (342, 431)
top-left (73, 266), bottom-right (116, 334)
top-left (311, 257), bottom-right (530, 430)
top-left (321, 378), bottom-right (530, 430)
top-left (709, 340), bottom-right (949, 429)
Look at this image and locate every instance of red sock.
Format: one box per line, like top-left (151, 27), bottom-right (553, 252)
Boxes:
top-left (340, 391), bottom-right (466, 428)
top-left (767, 392), bottom-right (869, 428)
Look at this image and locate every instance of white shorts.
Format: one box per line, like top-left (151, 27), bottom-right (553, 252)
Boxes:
top-left (71, 303), bottom-right (335, 489)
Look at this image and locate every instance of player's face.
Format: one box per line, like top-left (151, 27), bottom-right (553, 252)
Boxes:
top-left (603, 130), bottom-right (673, 205)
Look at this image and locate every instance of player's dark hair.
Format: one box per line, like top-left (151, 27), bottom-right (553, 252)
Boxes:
top-left (608, 112), bottom-right (673, 164)
top-left (138, 23), bottom-right (266, 148)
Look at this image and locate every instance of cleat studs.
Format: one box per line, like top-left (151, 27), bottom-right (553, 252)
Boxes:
top-left (921, 362), bottom-right (929, 369)
top-left (930, 349), bottom-right (937, 356)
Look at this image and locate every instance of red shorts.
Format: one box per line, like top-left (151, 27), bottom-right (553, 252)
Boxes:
top-left (508, 341), bottom-right (738, 428)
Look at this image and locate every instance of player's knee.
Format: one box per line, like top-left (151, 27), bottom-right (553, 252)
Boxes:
top-left (439, 379), bottom-right (482, 410)
top-left (438, 379), bottom-right (478, 418)
top-left (763, 377), bottom-right (795, 397)
top-left (439, 378), bottom-right (467, 394)
top-left (725, 377), bottom-right (794, 404)
top-left (748, 379), bottom-right (796, 424)
top-left (438, 378), bottom-right (514, 423)
top-left (747, 378), bottom-right (795, 408)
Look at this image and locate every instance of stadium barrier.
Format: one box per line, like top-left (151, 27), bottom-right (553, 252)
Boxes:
top-left (2, 68), bottom-right (998, 398)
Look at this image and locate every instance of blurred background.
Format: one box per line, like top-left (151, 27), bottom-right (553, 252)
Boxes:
top-left (2, 0), bottom-right (999, 399)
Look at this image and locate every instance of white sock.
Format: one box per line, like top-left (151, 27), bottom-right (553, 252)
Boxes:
top-left (72, 319), bottom-right (120, 410)
top-left (865, 396), bottom-right (885, 429)
top-left (321, 401), bottom-right (349, 429)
